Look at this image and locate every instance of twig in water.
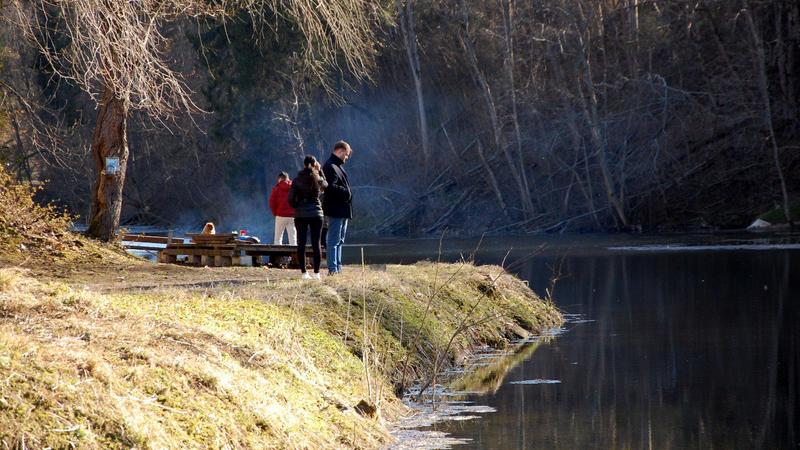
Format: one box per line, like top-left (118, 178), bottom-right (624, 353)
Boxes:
top-left (545, 256), bottom-right (566, 303)
top-left (399, 230), bottom-right (469, 391)
top-left (503, 244), bottom-right (546, 273)
top-left (466, 232), bottom-right (486, 263)
top-left (415, 251), bottom-right (512, 404)
top-left (360, 247), bottom-right (373, 403)
top-left (343, 289), bottom-right (352, 345)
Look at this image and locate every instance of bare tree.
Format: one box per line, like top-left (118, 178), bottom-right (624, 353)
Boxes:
top-left (501, 0), bottom-right (536, 213)
top-left (397, 0), bottom-right (430, 176)
top-left (6, 0), bottom-right (383, 240)
top-left (0, 18), bottom-right (79, 183)
top-left (742, 1), bottom-right (793, 227)
top-left (460, 0), bottom-right (534, 219)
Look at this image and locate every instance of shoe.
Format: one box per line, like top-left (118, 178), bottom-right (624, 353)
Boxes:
top-left (312, 273), bottom-right (321, 280)
top-left (301, 272), bottom-right (312, 280)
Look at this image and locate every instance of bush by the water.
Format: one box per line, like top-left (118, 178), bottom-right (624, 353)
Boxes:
top-left (0, 167), bottom-right (71, 255)
top-left (759, 202), bottom-right (800, 224)
top-left (0, 168), bottom-right (129, 265)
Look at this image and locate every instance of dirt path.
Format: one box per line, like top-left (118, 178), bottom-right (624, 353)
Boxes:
top-left (6, 254), bottom-right (301, 292)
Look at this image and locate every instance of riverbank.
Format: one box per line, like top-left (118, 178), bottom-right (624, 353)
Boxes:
top-left (0, 253), bottom-right (561, 448)
top-left (0, 172), bottom-right (563, 447)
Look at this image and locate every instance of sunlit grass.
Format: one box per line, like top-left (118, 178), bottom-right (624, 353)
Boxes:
top-left (0, 260), bottom-right (561, 448)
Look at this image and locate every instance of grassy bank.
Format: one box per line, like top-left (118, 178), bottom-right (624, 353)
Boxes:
top-left (0, 260), bottom-right (561, 449)
top-left (0, 168), bottom-right (562, 448)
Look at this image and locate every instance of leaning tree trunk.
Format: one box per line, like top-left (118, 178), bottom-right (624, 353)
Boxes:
top-left (743, 2), bottom-right (793, 227)
top-left (86, 86), bottom-right (129, 241)
top-left (398, 0), bottom-right (430, 177)
top-left (460, 0), bottom-right (534, 219)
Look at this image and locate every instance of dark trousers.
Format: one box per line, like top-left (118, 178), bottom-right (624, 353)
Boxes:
top-left (294, 217), bottom-right (323, 273)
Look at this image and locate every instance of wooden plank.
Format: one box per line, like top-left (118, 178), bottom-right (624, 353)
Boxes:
top-left (161, 248), bottom-right (236, 257)
top-left (165, 246), bottom-right (235, 252)
top-left (232, 255), bottom-right (253, 266)
top-left (124, 245), bottom-right (164, 251)
top-left (187, 232), bottom-right (237, 244)
top-left (233, 244), bottom-right (311, 251)
top-left (164, 243), bottom-right (236, 251)
top-left (162, 246), bottom-right (224, 255)
top-left (122, 234), bottom-right (174, 244)
top-left (162, 247), bottom-right (321, 255)
top-left (167, 242), bottom-right (236, 248)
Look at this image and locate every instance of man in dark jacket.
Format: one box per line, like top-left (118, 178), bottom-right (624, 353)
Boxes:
top-left (322, 141), bottom-right (353, 274)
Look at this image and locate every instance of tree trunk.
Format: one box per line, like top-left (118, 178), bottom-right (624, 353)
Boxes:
top-left (397, 0), bottom-right (430, 176)
top-left (475, 140), bottom-right (510, 219)
top-left (547, 45), bottom-right (602, 227)
top-left (501, 0), bottom-right (536, 212)
top-left (573, 6), bottom-right (628, 227)
top-left (10, 112), bottom-right (32, 181)
top-left (579, 75), bottom-right (628, 227)
top-left (743, 2), bottom-right (793, 227)
top-left (87, 86), bottom-right (129, 241)
top-left (460, 0), bottom-right (533, 219)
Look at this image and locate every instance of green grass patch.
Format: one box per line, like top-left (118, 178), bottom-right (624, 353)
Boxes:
top-left (759, 201), bottom-right (800, 223)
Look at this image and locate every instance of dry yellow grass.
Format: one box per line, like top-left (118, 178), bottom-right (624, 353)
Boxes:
top-left (0, 260), bottom-right (561, 449)
top-left (0, 269), bottom-right (395, 449)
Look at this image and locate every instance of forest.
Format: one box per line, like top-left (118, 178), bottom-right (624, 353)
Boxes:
top-left (1, 0), bottom-right (798, 237)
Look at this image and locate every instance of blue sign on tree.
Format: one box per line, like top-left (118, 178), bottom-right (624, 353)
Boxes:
top-left (105, 157), bottom-right (120, 176)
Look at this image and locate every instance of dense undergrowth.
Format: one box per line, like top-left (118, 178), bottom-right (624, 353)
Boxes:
top-left (759, 202), bottom-right (800, 224)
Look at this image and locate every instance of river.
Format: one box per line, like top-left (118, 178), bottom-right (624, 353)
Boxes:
top-left (348, 233), bottom-right (799, 449)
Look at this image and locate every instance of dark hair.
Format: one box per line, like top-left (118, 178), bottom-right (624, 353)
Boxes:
top-left (278, 171), bottom-right (289, 179)
top-left (295, 158), bottom-right (323, 197)
top-left (333, 141), bottom-right (350, 153)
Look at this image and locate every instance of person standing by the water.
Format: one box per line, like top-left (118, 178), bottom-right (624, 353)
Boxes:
top-left (269, 171), bottom-right (296, 246)
top-left (322, 141), bottom-right (353, 275)
top-left (289, 156), bottom-right (327, 280)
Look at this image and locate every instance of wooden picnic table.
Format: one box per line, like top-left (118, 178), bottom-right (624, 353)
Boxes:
top-left (158, 240), bottom-right (325, 267)
top-left (121, 231), bottom-right (324, 267)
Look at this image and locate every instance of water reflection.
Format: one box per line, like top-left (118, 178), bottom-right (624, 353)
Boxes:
top-left (431, 250), bottom-right (799, 449)
top-left (450, 341), bottom-right (549, 396)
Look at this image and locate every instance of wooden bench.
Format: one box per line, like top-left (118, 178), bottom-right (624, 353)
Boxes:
top-left (120, 231), bottom-right (184, 251)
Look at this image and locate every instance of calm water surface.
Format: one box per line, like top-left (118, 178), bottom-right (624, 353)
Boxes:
top-left (350, 234), bottom-right (800, 449)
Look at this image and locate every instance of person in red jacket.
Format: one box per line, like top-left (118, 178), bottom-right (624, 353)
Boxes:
top-left (269, 171), bottom-right (296, 245)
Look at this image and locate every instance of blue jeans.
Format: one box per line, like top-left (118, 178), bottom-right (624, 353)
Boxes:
top-left (326, 217), bottom-right (348, 273)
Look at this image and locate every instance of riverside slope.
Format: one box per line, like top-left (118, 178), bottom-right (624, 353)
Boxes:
top-left (0, 259), bottom-right (561, 449)
top-left (0, 164), bottom-right (565, 448)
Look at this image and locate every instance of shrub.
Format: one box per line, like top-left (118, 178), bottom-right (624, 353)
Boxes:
top-left (0, 166), bottom-right (72, 254)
